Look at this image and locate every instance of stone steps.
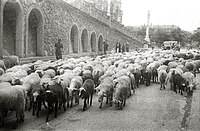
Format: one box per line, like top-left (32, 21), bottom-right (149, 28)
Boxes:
top-left (19, 52), bottom-right (98, 64)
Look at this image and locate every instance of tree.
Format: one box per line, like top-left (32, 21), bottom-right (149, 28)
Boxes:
top-left (191, 30), bottom-right (200, 46)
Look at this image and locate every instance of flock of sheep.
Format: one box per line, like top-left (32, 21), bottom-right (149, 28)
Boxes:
top-left (0, 48), bottom-right (199, 129)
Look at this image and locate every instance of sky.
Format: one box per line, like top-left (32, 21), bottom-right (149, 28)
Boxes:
top-left (121, 0), bottom-right (200, 31)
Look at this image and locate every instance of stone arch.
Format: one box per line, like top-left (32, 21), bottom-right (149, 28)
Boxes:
top-left (81, 29), bottom-right (88, 52)
top-left (70, 25), bottom-right (79, 53)
top-left (98, 35), bottom-right (103, 52)
top-left (26, 7), bottom-right (44, 57)
top-left (2, 0), bottom-right (24, 57)
top-left (90, 32), bottom-right (96, 52)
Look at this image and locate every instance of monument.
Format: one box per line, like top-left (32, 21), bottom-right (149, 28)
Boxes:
top-left (144, 10), bottom-right (151, 48)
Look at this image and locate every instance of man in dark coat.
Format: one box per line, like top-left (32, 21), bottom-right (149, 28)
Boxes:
top-left (55, 38), bottom-right (63, 60)
top-left (122, 44), bottom-right (125, 53)
top-left (103, 40), bottom-right (109, 55)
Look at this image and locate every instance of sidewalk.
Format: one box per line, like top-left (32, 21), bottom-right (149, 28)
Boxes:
top-left (188, 81), bottom-right (200, 130)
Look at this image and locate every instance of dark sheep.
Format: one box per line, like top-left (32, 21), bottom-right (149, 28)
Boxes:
top-left (133, 70), bottom-right (141, 88)
top-left (152, 68), bottom-right (158, 83)
top-left (45, 83), bottom-right (66, 122)
top-left (143, 70), bottom-right (151, 86)
top-left (172, 73), bottom-right (187, 95)
top-left (158, 70), bottom-right (167, 90)
top-left (79, 79), bottom-right (95, 111)
top-left (29, 85), bottom-right (47, 118)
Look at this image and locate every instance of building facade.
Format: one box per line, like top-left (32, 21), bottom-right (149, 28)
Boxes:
top-left (65, 0), bottom-right (123, 23)
top-left (0, 0), bottom-right (143, 58)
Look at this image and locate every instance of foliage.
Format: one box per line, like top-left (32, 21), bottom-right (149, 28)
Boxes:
top-left (132, 26), bottom-right (192, 47)
top-left (190, 30), bottom-right (200, 46)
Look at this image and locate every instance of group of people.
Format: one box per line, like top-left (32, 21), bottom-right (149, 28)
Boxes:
top-left (54, 38), bottom-right (110, 60)
top-left (54, 38), bottom-right (131, 60)
top-left (115, 42), bottom-right (129, 53)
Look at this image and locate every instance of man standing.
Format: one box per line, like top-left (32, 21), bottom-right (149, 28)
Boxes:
top-left (55, 38), bottom-right (63, 60)
top-left (103, 40), bottom-right (109, 55)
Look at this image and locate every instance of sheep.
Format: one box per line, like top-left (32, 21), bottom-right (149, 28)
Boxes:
top-left (3, 55), bottom-right (20, 68)
top-left (0, 86), bottom-right (26, 129)
top-left (143, 69), bottom-right (151, 86)
top-left (79, 79), bottom-right (95, 111)
top-left (0, 67), bottom-right (4, 76)
top-left (81, 69), bottom-right (93, 83)
top-left (92, 67), bottom-right (104, 87)
top-left (96, 77), bottom-right (114, 108)
top-left (113, 75), bottom-right (132, 97)
top-left (43, 69), bottom-right (56, 78)
top-left (158, 69), bottom-right (167, 90)
top-left (29, 84), bottom-right (47, 118)
top-left (151, 68), bottom-right (158, 83)
top-left (45, 82), bottom-right (66, 122)
top-left (0, 82), bottom-right (11, 89)
top-left (172, 73), bottom-right (187, 95)
top-left (12, 72), bottom-right (41, 110)
top-left (185, 62), bottom-right (196, 76)
top-left (193, 60), bottom-right (200, 72)
top-left (165, 67), bottom-right (184, 89)
top-left (182, 72), bottom-right (196, 95)
top-left (126, 72), bottom-right (136, 93)
top-left (68, 76), bottom-right (83, 108)
top-left (0, 60), bottom-right (6, 71)
top-left (0, 73), bottom-right (14, 83)
top-left (113, 80), bottom-right (129, 110)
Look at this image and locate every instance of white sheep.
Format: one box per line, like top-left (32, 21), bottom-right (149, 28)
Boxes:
top-left (0, 67), bottom-right (4, 76)
top-left (182, 72), bottom-right (196, 93)
top-left (0, 86), bottom-right (26, 128)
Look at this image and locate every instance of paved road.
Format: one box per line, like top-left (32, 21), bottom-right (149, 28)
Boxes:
top-left (2, 75), bottom-right (200, 131)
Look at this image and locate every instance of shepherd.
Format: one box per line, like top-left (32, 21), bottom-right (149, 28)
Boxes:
top-left (55, 38), bottom-right (63, 60)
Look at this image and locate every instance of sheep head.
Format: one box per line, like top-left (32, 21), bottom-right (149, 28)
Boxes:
top-left (79, 87), bottom-right (86, 98)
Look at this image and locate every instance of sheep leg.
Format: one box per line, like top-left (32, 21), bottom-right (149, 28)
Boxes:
top-left (90, 94), bottom-right (93, 106)
top-left (62, 99), bottom-right (66, 111)
top-left (110, 95), bottom-right (113, 107)
top-left (29, 99), bottom-right (33, 111)
top-left (0, 111), bottom-right (4, 126)
top-left (67, 100), bottom-right (70, 108)
top-left (37, 102), bottom-right (42, 118)
top-left (99, 97), bottom-right (103, 108)
top-left (123, 97), bottom-right (126, 106)
top-left (46, 103), bottom-right (51, 122)
top-left (54, 101), bottom-right (58, 118)
top-left (70, 97), bottom-right (73, 108)
top-left (106, 96), bottom-right (108, 104)
top-left (174, 84), bottom-right (177, 93)
top-left (83, 99), bottom-right (87, 111)
top-left (32, 102), bottom-right (36, 116)
top-left (87, 97), bottom-right (89, 105)
top-left (120, 102), bottom-right (123, 110)
top-left (19, 109), bottom-right (24, 123)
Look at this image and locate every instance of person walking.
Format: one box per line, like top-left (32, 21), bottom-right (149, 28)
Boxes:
top-left (55, 38), bottom-right (63, 60)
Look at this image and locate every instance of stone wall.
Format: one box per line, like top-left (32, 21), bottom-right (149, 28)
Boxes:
top-left (0, 0), bottom-right (143, 58)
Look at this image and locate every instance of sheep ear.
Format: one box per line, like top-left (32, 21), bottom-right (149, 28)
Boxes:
top-left (46, 90), bottom-right (51, 93)
top-left (182, 83), bottom-right (186, 86)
